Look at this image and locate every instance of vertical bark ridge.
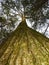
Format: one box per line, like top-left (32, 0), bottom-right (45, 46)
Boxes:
top-left (27, 27), bottom-right (49, 65)
top-left (0, 33), bottom-right (17, 58)
top-left (8, 32), bottom-right (24, 65)
top-left (25, 30), bottom-right (36, 65)
top-left (33, 33), bottom-right (49, 54)
top-left (29, 28), bottom-right (49, 54)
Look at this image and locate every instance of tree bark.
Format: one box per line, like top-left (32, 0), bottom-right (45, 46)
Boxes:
top-left (0, 21), bottom-right (49, 65)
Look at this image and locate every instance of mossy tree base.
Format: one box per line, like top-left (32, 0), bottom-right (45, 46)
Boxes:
top-left (0, 22), bottom-right (49, 65)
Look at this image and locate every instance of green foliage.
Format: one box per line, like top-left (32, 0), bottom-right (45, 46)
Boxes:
top-left (0, 17), bottom-right (6, 23)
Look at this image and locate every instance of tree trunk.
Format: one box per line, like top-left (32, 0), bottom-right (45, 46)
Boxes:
top-left (0, 21), bottom-right (49, 65)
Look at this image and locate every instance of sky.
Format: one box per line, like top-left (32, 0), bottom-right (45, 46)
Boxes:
top-left (0, 0), bottom-right (3, 2)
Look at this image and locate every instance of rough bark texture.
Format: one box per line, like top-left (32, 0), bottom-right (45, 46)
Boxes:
top-left (0, 22), bottom-right (49, 65)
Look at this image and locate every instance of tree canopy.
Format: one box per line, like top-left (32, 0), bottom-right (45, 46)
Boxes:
top-left (0, 0), bottom-right (49, 40)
